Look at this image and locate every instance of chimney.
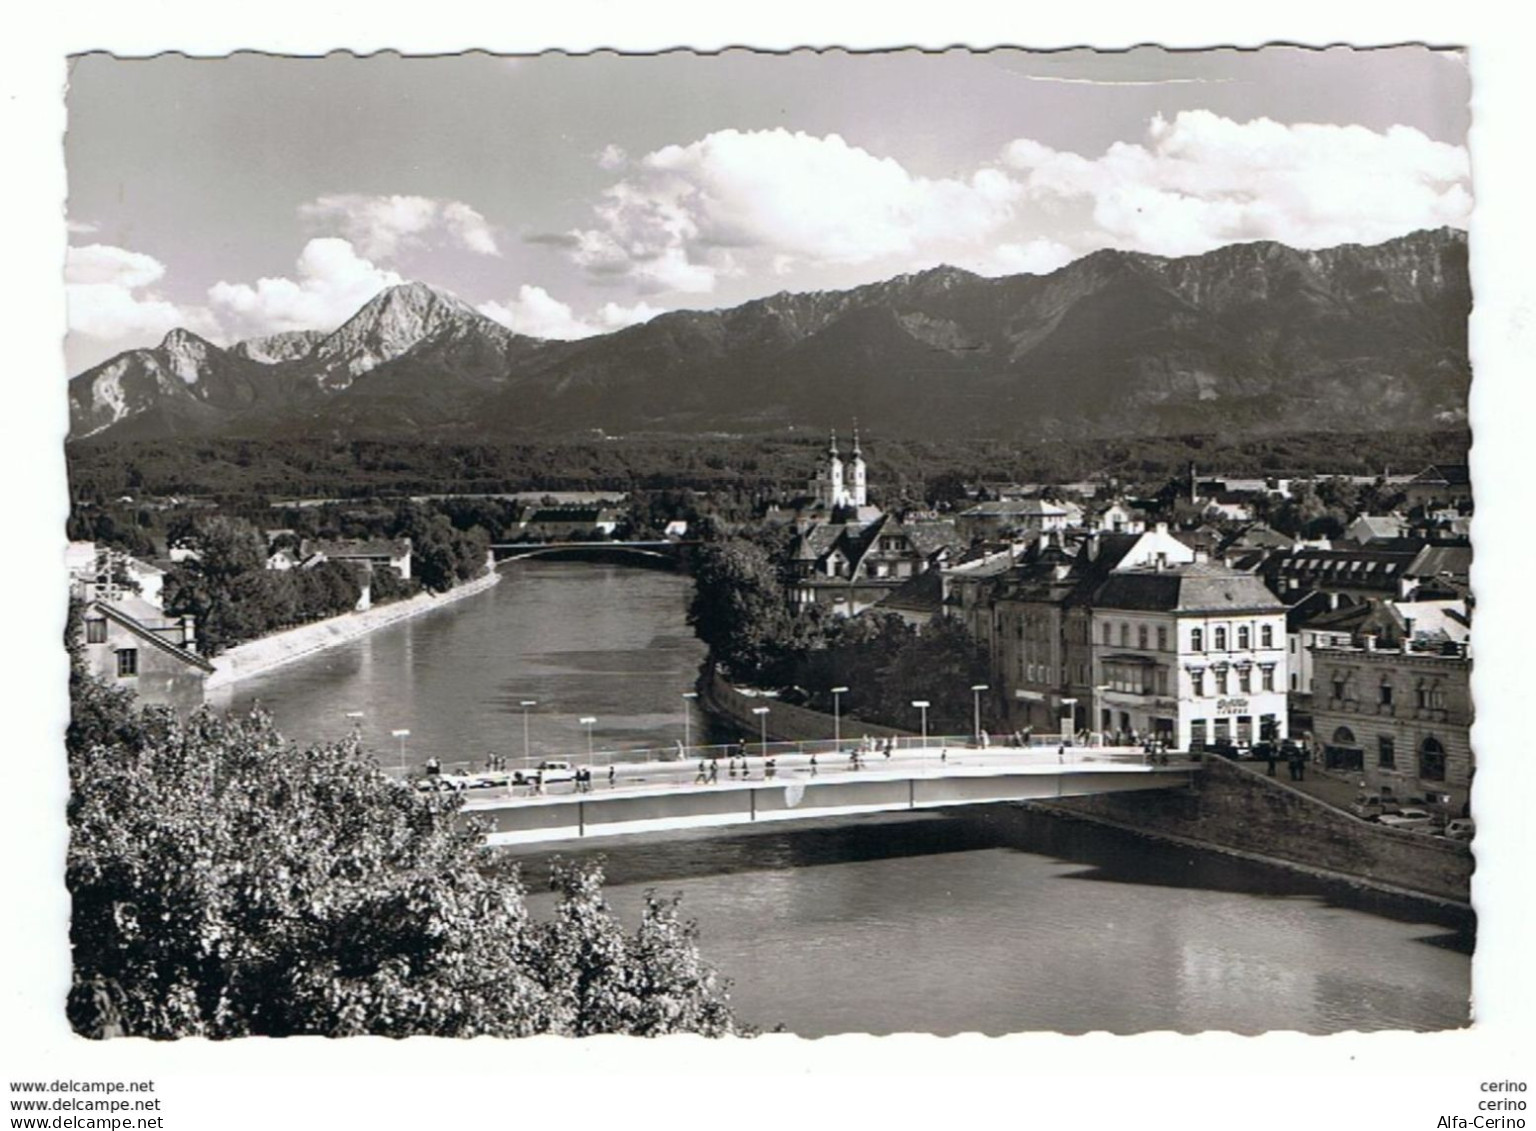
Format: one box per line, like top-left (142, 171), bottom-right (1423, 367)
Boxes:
top-left (1193, 549), bottom-right (1209, 564)
top-left (1363, 632), bottom-right (1377, 652)
top-left (1328, 592), bottom-right (1339, 611)
top-left (1087, 533), bottom-right (1100, 561)
top-left (1155, 521), bottom-right (1169, 537)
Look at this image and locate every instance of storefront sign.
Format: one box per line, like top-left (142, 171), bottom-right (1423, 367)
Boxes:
top-left (1216, 697), bottom-right (1250, 716)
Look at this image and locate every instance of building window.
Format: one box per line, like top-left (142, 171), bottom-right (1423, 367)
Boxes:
top-left (1238, 626), bottom-right (1251, 650)
top-left (1332, 675), bottom-right (1347, 703)
top-left (1415, 681), bottom-right (1429, 710)
top-left (1261, 665), bottom-right (1275, 692)
top-left (1192, 628), bottom-right (1204, 652)
top-left (1119, 623), bottom-right (1129, 647)
top-left (1262, 625), bottom-right (1275, 649)
top-left (1155, 668), bottom-right (1168, 696)
top-left (1102, 623), bottom-right (1112, 646)
top-left (1191, 669), bottom-right (1205, 697)
top-left (1190, 719), bottom-right (1208, 748)
top-left (1137, 625), bottom-right (1148, 650)
top-left (1378, 736), bottom-right (1396, 769)
top-left (1238, 668), bottom-right (1252, 694)
top-left (85, 619), bottom-right (107, 644)
top-left (1156, 626), bottom-right (1168, 651)
top-left (1379, 680), bottom-right (1394, 708)
top-left (1290, 673), bottom-right (1298, 691)
top-left (1420, 737), bottom-right (1447, 782)
top-left (1214, 627), bottom-right (1228, 651)
top-left (115, 649), bottom-right (138, 678)
top-left (1215, 668), bottom-right (1229, 695)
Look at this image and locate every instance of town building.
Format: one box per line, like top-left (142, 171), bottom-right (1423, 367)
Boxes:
top-left (77, 594), bottom-right (212, 715)
top-left (1090, 560), bottom-right (1288, 750)
top-left (513, 506), bottom-right (621, 541)
top-left (1404, 464), bottom-right (1473, 512)
top-left (1309, 634), bottom-right (1473, 816)
top-left (787, 513), bottom-right (960, 616)
top-left (954, 498), bottom-right (1077, 542)
top-left (301, 537), bottom-right (413, 581)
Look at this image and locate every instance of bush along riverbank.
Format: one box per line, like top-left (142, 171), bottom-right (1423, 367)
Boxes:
top-left (205, 569), bottom-right (501, 690)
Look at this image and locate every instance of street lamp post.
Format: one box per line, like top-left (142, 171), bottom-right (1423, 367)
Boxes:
top-left (682, 690), bottom-right (699, 755)
top-left (579, 716), bottom-right (596, 763)
top-left (519, 700), bottom-right (537, 769)
top-left (970, 684), bottom-right (989, 744)
top-left (912, 700), bottom-right (930, 750)
top-left (390, 728), bottom-right (410, 778)
top-left (831, 686), bottom-right (849, 748)
top-left (751, 706), bottom-right (770, 758)
top-left (1059, 698), bottom-right (1078, 747)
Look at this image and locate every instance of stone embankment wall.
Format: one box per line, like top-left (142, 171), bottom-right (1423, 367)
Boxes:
top-left (1044, 755), bottom-right (1472, 904)
top-left (205, 570), bottom-right (501, 690)
top-left (699, 667), bottom-right (911, 743)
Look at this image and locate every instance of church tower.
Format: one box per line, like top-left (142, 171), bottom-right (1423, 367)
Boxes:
top-left (824, 429), bottom-right (846, 509)
top-left (848, 425), bottom-right (868, 507)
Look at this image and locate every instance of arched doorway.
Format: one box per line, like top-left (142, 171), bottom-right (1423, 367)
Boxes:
top-left (1419, 736), bottom-right (1447, 783)
top-left (1325, 725), bottom-right (1363, 772)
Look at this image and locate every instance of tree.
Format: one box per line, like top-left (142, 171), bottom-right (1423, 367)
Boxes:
top-left (687, 538), bottom-right (822, 684)
top-left (65, 680), bottom-right (742, 1039)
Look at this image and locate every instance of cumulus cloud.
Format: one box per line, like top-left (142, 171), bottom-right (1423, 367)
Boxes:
top-left (566, 129), bottom-right (1024, 293)
top-left (1002, 110), bottom-right (1471, 256)
top-left (208, 238), bottom-right (404, 336)
top-left (478, 285), bottom-right (663, 340)
top-left (559, 116), bottom-right (1470, 298)
top-left (298, 194), bottom-right (501, 260)
top-left (66, 243), bottom-right (219, 344)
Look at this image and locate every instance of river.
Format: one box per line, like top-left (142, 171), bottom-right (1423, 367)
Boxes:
top-left (221, 560), bottom-right (1472, 1036)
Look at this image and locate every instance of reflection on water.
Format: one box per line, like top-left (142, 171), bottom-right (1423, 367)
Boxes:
top-left (215, 559), bottom-right (1470, 1036)
top-left (507, 807), bottom-right (1472, 1036)
top-left (217, 561), bottom-right (723, 770)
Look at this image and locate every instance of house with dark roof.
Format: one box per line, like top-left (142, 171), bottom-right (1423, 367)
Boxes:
top-left (787, 514), bottom-right (961, 616)
top-left (78, 595), bottom-right (212, 715)
top-left (1090, 561), bottom-right (1288, 750)
top-left (1405, 464), bottom-right (1472, 511)
top-left (302, 537), bottom-right (413, 581)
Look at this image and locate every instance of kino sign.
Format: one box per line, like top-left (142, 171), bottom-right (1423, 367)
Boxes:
top-left (1216, 697), bottom-right (1251, 716)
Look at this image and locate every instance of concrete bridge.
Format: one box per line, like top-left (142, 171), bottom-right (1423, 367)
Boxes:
top-left (490, 540), bottom-right (696, 566)
top-left (447, 742), bottom-right (1199, 847)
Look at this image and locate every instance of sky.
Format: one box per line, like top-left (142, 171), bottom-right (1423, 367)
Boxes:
top-left (62, 46), bottom-right (1472, 373)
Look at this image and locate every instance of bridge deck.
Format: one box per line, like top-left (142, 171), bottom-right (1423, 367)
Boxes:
top-left (447, 746), bottom-right (1198, 846)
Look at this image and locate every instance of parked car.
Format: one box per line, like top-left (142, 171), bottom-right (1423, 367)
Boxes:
top-left (1376, 807), bottom-right (1437, 832)
top-left (1440, 818), bottom-right (1476, 841)
top-left (535, 760), bottom-right (577, 785)
top-left (1349, 792), bottom-right (1399, 820)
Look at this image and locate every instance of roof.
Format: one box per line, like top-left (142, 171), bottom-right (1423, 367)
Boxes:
top-left (1407, 544), bottom-right (1472, 581)
top-left (1093, 561), bottom-right (1285, 614)
top-left (959, 499), bottom-right (1069, 519)
top-left (307, 537), bottom-right (411, 559)
top-left (875, 570), bottom-right (945, 616)
top-left (1410, 464), bottom-right (1471, 487)
top-left (88, 598), bottom-right (214, 673)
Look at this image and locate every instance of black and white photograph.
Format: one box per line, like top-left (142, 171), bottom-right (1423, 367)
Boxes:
top-left (6, 5), bottom-right (1536, 1126)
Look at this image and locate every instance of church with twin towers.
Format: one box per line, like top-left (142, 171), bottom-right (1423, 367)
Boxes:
top-left (808, 427), bottom-right (869, 511)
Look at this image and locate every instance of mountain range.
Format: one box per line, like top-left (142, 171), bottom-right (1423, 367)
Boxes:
top-left (67, 227), bottom-right (1471, 443)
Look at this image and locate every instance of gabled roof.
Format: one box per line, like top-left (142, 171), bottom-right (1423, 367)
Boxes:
top-left (88, 598), bottom-right (213, 673)
top-left (875, 569), bottom-right (945, 616)
top-left (1409, 464), bottom-right (1471, 487)
top-left (1407, 544), bottom-right (1472, 581)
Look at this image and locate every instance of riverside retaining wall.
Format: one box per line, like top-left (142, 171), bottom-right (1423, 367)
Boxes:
top-left (1043, 754), bottom-right (1472, 904)
top-left (700, 667), bottom-right (912, 743)
top-left (205, 569), bottom-right (502, 690)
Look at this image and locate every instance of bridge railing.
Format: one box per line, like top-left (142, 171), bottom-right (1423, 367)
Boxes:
top-left (412, 733), bottom-right (1177, 780)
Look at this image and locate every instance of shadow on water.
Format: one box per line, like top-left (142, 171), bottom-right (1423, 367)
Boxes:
top-left (493, 802), bottom-right (1474, 953)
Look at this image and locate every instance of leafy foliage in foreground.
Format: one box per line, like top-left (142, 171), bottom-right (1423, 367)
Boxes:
top-left (66, 682), bottom-right (740, 1039)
